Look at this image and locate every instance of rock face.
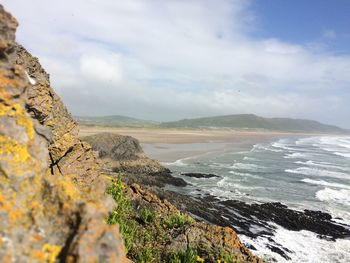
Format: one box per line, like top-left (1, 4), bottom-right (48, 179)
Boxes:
top-left (0, 5), bottom-right (128, 262)
top-left (81, 132), bottom-right (166, 174)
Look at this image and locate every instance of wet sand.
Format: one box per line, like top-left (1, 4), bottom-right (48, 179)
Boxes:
top-left (79, 126), bottom-right (305, 162)
top-left (79, 126), bottom-right (297, 144)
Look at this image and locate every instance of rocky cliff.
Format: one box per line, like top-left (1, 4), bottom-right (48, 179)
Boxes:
top-left (0, 5), bottom-right (128, 262)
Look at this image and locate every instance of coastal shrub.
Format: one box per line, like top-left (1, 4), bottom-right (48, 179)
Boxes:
top-left (215, 249), bottom-right (240, 263)
top-left (166, 247), bottom-right (198, 263)
top-left (135, 247), bottom-right (154, 263)
top-left (139, 207), bottom-right (156, 224)
top-left (163, 213), bottom-right (194, 229)
top-left (106, 176), bottom-right (136, 252)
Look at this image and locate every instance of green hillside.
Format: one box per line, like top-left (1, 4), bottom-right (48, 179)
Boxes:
top-left (75, 115), bottom-right (159, 128)
top-left (160, 114), bottom-right (346, 133)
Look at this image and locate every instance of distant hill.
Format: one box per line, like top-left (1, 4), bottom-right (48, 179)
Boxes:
top-left (160, 114), bottom-right (347, 133)
top-left (75, 115), bottom-right (158, 128)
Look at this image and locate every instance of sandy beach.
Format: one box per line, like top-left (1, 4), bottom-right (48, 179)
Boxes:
top-left (79, 126), bottom-right (300, 144)
top-left (79, 126), bottom-right (306, 162)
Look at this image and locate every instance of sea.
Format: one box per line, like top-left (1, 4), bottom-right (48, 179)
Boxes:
top-left (155, 136), bottom-right (350, 262)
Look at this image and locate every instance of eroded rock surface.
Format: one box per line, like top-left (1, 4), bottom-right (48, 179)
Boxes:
top-left (0, 5), bottom-right (128, 262)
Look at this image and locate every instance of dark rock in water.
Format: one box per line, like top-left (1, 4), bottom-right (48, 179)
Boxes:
top-left (122, 170), bottom-right (187, 188)
top-left (181, 172), bottom-right (219, 178)
top-left (266, 245), bottom-right (291, 260)
top-left (220, 200), bottom-right (350, 240)
top-left (137, 183), bottom-right (350, 259)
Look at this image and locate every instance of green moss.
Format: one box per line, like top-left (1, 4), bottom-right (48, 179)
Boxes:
top-left (163, 213), bottom-right (194, 229)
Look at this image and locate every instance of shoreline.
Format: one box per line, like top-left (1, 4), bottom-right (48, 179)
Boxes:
top-left (79, 126), bottom-right (314, 162)
top-left (79, 125), bottom-right (327, 144)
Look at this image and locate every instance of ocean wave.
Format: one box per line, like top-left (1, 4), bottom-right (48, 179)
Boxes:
top-left (252, 144), bottom-right (283, 153)
top-left (243, 156), bottom-right (258, 161)
top-left (239, 223), bottom-right (350, 263)
top-left (217, 177), bottom-right (263, 190)
top-left (284, 152), bottom-right (308, 159)
top-left (295, 160), bottom-right (349, 172)
top-left (271, 225), bottom-right (350, 262)
top-left (333, 152), bottom-right (350, 158)
top-left (162, 158), bottom-right (188, 166)
top-left (316, 188), bottom-right (350, 206)
top-left (205, 187), bottom-right (247, 200)
top-left (285, 167), bottom-right (349, 180)
top-left (229, 171), bottom-right (263, 179)
top-left (271, 141), bottom-right (296, 151)
top-left (301, 178), bottom-right (350, 190)
top-left (230, 162), bottom-right (265, 171)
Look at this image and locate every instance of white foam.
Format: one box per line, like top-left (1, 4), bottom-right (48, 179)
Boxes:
top-left (229, 171), bottom-right (262, 179)
top-left (295, 160), bottom-right (348, 172)
top-left (239, 223), bottom-right (350, 263)
top-left (230, 162), bottom-right (265, 171)
top-left (252, 144), bottom-right (283, 153)
top-left (285, 167), bottom-right (349, 180)
top-left (272, 141), bottom-right (295, 151)
top-left (162, 158), bottom-right (188, 166)
top-left (243, 156), bottom-right (258, 161)
top-left (284, 152), bottom-right (308, 159)
top-left (316, 187), bottom-right (350, 206)
top-left (334, 152), bottom-right (350, 158)
top-left (301, 178), bottom-right (350, 190)
top-left (217, 177), bottom-right (262, 190)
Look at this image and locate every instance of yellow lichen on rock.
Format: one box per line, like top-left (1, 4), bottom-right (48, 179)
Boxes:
top-left (0, 135), bottom-right (33, 176)
top-left (0, 103), bottom-right (35, 141)
top-left (42, 244), bottom-right (62, 263)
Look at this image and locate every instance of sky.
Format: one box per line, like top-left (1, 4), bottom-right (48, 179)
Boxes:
top-left (3, 0), bottom-right (350, 128)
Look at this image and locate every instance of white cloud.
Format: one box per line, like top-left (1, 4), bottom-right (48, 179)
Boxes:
top-left (3, 0), bottom-right (350, 128)
top-left (322, 29), bottom-right (337, 39)
top-left (80, 54), bottom-right (123, 83)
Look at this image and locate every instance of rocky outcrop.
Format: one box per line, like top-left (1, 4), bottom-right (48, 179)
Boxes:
top-left (81, 132), bottom-right (188, 187)
top-left (81, 132), bottom-right (165, 174)
top-left (127, 184), bottom-right (264, 263)
top-left (0, 5), bottom-right (128, 262)
top-left (82, 132), bottom-right (144, 160)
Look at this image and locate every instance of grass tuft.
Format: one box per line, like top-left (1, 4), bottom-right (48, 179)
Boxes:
top-left (163, 213), bottom-right (194, 229)
top-left (139, 207), bottom-right (156, 224)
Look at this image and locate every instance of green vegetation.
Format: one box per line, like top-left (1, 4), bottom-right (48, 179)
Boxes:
top-left (106, 175), bottom-right (240, 263)
top-left (106, 176), bottom-right (136, 252)
top-left (139, 207), bottom-right (157, 224)
top-left (135, 247), bottom-right (154, 263)
top-left (166, 247), bottom-right (198, 263)
top-left (163, 213), bottom-right (194, 229)
top-left (215, 249), bottom-right (240, 263)
top-left (75, 115), bottom-right (159, 128)
top-left (160, 114), bottom-right (345, 133)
